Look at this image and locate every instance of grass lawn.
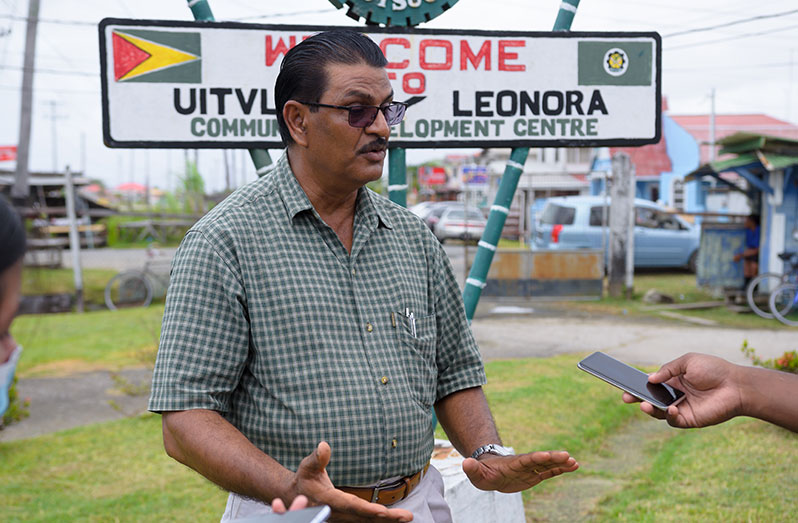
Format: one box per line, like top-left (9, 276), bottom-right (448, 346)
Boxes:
top-left (22, 268), bottom-right (118, 308)
top-left (596, 418), bottom-right (798, 520)
top-left (4, 354), bottom-right (796, 520)
top-left (568, 271), bottom-right (794, 330)
top-left (11, 305), bottom-right (164, 377)
top-left (0, 414), bottom-right (227, 522)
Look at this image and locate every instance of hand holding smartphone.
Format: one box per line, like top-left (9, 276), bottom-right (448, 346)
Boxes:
top-left (577, 352), bottom-right (685, 410)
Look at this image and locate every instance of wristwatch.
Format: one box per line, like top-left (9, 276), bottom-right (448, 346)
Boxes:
top-left (470, 443), bottom-right (514, 460)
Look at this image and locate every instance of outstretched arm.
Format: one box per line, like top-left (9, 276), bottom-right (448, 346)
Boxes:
top-left (435, 387), bottom-right (578, 493)
top-left (623, 353), bottom-right (798, 433)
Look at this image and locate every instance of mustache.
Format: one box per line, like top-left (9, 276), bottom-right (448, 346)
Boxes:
top-left (358, 138), bottom-right (388, 154)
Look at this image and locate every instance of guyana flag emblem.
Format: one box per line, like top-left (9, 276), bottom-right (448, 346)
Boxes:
top-left (113, 29), bottom-right (200, 83)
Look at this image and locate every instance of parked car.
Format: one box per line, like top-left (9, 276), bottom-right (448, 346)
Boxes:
top-left (421, 201), bottom-right (462, 230)
top-left (532, 196), bottom-right (700, 271)
top-left (409, 201), bottom-right (438, 220)
top-left (434, 206), bottom-right (487, 243)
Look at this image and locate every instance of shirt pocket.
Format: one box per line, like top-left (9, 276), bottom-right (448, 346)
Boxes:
top-left (395, 312), bottom-right (438, 408)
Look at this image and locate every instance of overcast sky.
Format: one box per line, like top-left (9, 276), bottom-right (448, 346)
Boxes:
top-left (1, 0), bottom-right (796, 192)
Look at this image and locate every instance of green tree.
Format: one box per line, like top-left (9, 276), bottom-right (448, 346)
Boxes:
top-left (178, 161), bottom-right (207, 215)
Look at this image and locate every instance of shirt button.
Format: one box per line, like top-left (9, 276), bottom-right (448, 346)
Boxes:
top-left (351, 268), bottom-right (356, 276)
top-left (381, 376), bottom-right (389, 385)
top-left (391, 438), bottom-right (398, 448)
top-left (366, 323), bottom-right (373, 332)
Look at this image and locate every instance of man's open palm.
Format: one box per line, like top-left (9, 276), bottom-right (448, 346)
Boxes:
top-left (462, 451), bottom-right (578, 493)
top-left (291, 442), bottom-right (413, 522)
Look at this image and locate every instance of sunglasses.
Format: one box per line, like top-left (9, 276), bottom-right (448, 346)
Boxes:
top-left (297, 101), bottom-right (408, 128)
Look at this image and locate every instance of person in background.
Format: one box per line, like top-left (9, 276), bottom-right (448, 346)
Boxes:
top-left (0, 196), bottom-right (26, 418)
top-left (734, 214), bottom-right (760, 290)
top-left (622, 352), bottom-right (798, 433)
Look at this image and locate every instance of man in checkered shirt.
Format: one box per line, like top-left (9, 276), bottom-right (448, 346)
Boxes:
top-left (149, 30), bottom-right (578, 522)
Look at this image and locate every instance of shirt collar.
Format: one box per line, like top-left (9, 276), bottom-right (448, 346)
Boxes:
top-left (276, 152), bottom-right (393, 230)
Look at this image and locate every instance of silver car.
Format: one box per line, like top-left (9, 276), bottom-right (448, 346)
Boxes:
top-left (434, 206), bottom-right (487, 243)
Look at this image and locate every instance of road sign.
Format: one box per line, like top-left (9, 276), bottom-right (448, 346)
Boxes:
top-left (0, 145), bottom-right (17, 162)
top-left (100, 19), bottom-right (661, 149)
top-left (418, 165), bottom-right (447, 186)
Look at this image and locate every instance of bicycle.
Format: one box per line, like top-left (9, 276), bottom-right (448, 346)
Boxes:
top-left (104, 247), bottom-right (171, 310)
top-left (768, 252), bottom-right (798, 327)
top-left (746, 251), bottom-right (798, 319)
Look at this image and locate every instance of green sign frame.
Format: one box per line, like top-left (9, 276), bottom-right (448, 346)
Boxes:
top-left (328, 0), bottom-right (459, 26)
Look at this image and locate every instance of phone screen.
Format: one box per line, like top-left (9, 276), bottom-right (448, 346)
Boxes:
top-left (578, 352), bottom-right (684, 409)
top-left (234, 506), bottom-right (330, 523)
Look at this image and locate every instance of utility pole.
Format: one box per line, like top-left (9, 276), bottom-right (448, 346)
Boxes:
top-left (45, 99), bottom-right (63, 172)
top-left (709, 88), bottom-right (716, 163)
top-left (13, 0), bottom-right (40, 201)
top-left (608, 152), bottom-right (634, 298)
top-left (223, 149), bottom-right (231, 191)
top-left (64, 166), bottom-right (84, 313)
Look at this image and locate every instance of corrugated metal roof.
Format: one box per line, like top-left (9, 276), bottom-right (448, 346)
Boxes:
top-left (671, 114), bottom-right (798, 163)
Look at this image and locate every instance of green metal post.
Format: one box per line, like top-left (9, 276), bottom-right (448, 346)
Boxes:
top-left (187, 0), bottom-right (273, 175)
top-left (462, 0), bottom-right (580, 321)
top-left (388, 148), bottom-right (407, 207)
top-left (553, 0), bottom-right (580, 31)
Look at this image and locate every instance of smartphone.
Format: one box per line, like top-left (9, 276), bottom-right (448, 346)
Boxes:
top-left (577, 352), bottom-right (685, 410)
top-left (234, 506), bottom-right (331, 523)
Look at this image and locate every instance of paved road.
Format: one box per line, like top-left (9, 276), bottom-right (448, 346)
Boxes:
top-left (62, 246), bottom-right (179, 272)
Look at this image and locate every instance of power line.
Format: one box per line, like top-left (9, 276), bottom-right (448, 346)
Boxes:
top-left (0, 14), bottom-right (95, 26)
top-left (0, 63), bottom-right (97, 76)
top-left (663, 8), bottom-right (798, 38)
top-left (666, 23), bottom-right (798, 51)
top-left (667, 61), bottom-right (798, 72)
top-left (0, 83), bottom-right (99, 94)
top-left (232, 8), bottom-right (337, 21)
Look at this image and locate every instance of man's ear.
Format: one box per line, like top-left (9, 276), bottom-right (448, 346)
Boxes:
top-left (283, 101), bottom-right (309, 147)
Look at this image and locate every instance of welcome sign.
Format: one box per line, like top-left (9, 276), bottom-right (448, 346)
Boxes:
top-left (99, 19), bottom-right (661, 149)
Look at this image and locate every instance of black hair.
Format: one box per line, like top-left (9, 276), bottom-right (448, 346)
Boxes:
top-left (274, 29), bottom-right (388, 146)
top-left (0, 196), bottom-right (26, 275)
top-left (748, 214), bottom-right (760, 227)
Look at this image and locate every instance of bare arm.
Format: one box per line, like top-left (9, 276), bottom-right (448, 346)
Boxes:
top-left (738, 365), bottom-right (798, 432)
top-left (435, 387), bottom-right (578, 493)
top-left (162, 410), bottom-right (413, 522)
top-left (434, 386), bottom-right (501, 457)
top-left (624, 353), bottom-right (798, 433)
top-left (162, 409), bottom-right (293, 502)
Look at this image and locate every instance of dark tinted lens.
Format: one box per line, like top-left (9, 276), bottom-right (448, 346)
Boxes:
top-left (348, 106), bottom-right (379, 127)
top-left (383, 103), bottom-right (406, 126)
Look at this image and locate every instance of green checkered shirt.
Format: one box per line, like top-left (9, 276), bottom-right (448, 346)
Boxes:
top-left (149, 153), bottom-right (486, 487)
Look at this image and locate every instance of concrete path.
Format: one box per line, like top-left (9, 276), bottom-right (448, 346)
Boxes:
top-left (471, 308), bottom-right (795, 366)
top-left (0, 368), bottom-right (153, 442)
top-left (3, 307), bottom-right (793, 442)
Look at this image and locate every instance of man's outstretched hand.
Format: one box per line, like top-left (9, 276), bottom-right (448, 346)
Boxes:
top-left (287, 441), bottom-right (414, 522)
top-left (461, 450), bottom-right (578, 492)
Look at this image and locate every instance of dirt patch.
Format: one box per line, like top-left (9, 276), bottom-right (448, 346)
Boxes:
top-left (525, 416), bottom-right (674, 521)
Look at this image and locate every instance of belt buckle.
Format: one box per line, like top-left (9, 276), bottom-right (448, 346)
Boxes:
top-left (370, 478), bottom-right (405, 504)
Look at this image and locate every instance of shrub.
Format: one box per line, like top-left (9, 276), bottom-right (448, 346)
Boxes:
top-left (2, 377), bottom-right (30, 428)
top-left (741, 339), bottom-right (798, 374)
